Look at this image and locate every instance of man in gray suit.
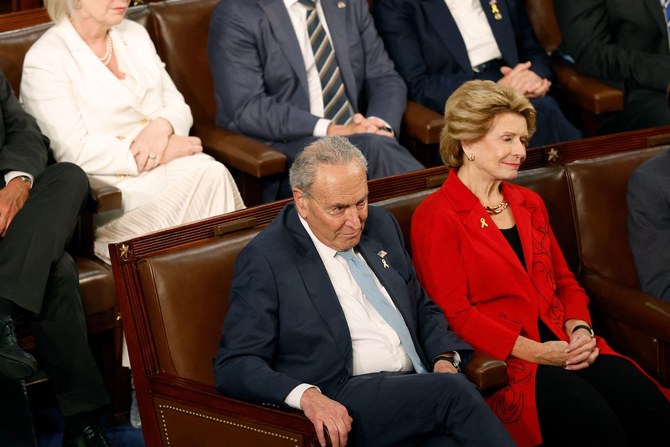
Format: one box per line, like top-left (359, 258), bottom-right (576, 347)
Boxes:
top-left (208, 0), bottom-right (423, 200)
top-left (627, 149), bottom-right (670, 302)
top-left (555, 0), bottom-right (670, 133)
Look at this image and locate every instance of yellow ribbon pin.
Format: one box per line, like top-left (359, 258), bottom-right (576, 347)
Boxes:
top-left (480, 218), bottom-right (488, 228)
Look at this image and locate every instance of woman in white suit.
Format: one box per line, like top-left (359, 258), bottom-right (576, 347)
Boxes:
top-left (21, 0), bottom-right (244, 264)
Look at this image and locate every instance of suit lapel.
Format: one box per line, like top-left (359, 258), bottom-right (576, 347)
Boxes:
top-left (421, 0), bottom-right (473, 73)
top-left (56, 21), bottom-right (146, 114)
top-left (642, 0), bottom-right (667, 38)
top-left (285, 206), bottom-right (353, 362)
top-left (260, 0), bottom-right (310, 94)
top-left (479, 0), bottom-right (518, 64)
top-left (445, 171), bottom-right (529, 277)
top-left (321, 0), bottom-right (357, 108)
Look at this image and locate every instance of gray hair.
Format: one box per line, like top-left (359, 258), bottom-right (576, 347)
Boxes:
top-left (45, 0), bottom-right (78, 23)
top-left (289, 136), bottom-right (368, 194)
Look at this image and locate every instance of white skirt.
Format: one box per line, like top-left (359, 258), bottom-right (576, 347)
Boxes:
top-left (94, 153), bottom-right (244, 264)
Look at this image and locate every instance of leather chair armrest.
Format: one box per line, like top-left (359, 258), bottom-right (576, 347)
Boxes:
top-left (88, 175), bottom-right (122, 214)
top-left (581, 273), bottom-right (670, 340)
top-left (464, 351), bottom-right (508, 391)
top-left (142, 373), bottom-right (322, 446)
top-left (553, 63), bottom-right (624, 115)
top-left (401, 101), bottom-right (444, 146)
top-left (193, 123), bottom-right (286, 178)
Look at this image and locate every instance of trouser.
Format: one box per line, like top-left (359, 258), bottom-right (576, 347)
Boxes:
top-left (334, 371), bottom-right (516, 447)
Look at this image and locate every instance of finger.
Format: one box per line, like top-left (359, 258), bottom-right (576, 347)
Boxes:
top-left (315, 421), bottom-right (327, 447)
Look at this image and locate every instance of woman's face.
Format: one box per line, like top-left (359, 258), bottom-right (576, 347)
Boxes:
top-left (464, 112), bottom-right (529, 182)
top-left (74, 0), bottom-right (130, 29)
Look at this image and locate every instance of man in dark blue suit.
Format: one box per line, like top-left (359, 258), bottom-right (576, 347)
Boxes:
top-left (214, 137), bottom-right (514, 446)
top-left (628, 149), bottom-right (670, 302)
top-left (373, 0), bottom-right (581, 148)
top-left (555, 0), bottom-right (670, 132)
top-left (208, 0), bottom-right (423, 201)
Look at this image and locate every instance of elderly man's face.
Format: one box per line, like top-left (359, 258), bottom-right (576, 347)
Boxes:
top-left (294, 161), bottom-right (368, 252)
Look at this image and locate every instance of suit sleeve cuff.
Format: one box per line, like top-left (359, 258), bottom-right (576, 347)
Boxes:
top-left (284, 383), bottom-right (320, 410)
top-left (314, 119), bottom-right (331, 137)
top-left (5, 171), bottom-right (33, 187)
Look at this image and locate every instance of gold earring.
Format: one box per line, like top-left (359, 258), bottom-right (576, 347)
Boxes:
top-left (74, 0), bottom-right (81, 8)
top-left (465, 152), bottom-right (475, 161)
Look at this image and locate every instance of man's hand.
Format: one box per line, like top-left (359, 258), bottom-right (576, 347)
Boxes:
top-left (0, 178), bottom-right (30, 236)
top-left (301, 387), bottom-right (353, 447)
top-left (499, 62), bottom-right (551, 98)
top-left (327, 113), bottom-right (394, 138)
top-left (433, 359), bottom-right (459, 374)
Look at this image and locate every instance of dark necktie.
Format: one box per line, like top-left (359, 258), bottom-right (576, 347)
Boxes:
top-left (298, 0), bottom-right (354, 124)
top-left (338, 249), bottom-right (427, 373)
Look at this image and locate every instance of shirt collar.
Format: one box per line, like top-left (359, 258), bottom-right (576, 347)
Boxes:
top-left (298, 214), bottom-right (341, 267)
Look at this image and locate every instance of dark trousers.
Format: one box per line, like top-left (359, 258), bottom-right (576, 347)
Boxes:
top-left (0, 162), bottom-right (109, 416)
top-left (602, 88), bottom-right (670, 134)
top-left (536, 355), bottom-right (670, 447)
top-left (265, 133), bottom-right (425, 200)
top-left (334, 371), bottom-right (516, 447)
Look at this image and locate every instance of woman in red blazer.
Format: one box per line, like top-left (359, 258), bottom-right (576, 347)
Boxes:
top-left (411, 80), bottom-right (670, 447)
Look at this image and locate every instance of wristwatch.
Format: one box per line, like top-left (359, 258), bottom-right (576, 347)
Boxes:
top-left (433, 351), bottom-right (461, 372)
top-left (571, 324), bottom-right (595, 338)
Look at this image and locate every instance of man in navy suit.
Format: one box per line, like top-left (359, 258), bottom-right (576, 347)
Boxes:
top-left (628, 149), bottom-right (670, 302)
top-left (208, 0), bottom-right (423, 201)
top-left (373, 0), bottom-right (581, 148)
top-left (0, 70), bottom-right (110, 446)
top-left (214, 137), bottom-right (515, 446)
top-left (555, 0), bottom-right (670, 133)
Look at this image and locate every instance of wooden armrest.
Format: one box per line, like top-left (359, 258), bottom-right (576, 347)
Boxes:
top-left (581, 274), bottom-right (670, 340)
top-left (193, 123), bottom-right (286, 178)
top-left (553, 63), bottom-right (624, 115)
top-left (142, 374), bottom-right (322, 446)
top-left (464, 351), bottom-right (508, 391)
top-left (401, 100), bottom-right (444, 146)
top-left (88, 175), bottom-right (122, 214)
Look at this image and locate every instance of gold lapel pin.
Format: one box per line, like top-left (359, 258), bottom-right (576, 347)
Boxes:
top-left (480, 218), bottom-right (488, 228)
top-left (382, 259), bottom-right (390, 269)
top-left (337, 1), bottom-right (346, 8)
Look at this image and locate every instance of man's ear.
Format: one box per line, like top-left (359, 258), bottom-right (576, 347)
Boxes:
top-left (293, 188), bottom-right (308, 219)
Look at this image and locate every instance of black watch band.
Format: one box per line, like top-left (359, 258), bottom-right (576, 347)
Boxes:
top-left (571, 324), bottom-right (594, 337)
top-left (433, 352), bottom-right (461, 372)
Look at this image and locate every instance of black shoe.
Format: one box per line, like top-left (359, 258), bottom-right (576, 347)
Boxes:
top-left (0, 315), bottom-right (37, 380)
top-left (63, 425), bottom-right (110, 447)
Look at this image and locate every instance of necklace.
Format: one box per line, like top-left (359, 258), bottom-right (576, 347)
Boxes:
top-left (484, 201), bottom-right (509, 215)
top-left (99, 34), bottom-right (113, 66)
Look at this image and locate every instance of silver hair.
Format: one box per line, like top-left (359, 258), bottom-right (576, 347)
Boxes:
top-left (289, 136), bottom-right (368, 194)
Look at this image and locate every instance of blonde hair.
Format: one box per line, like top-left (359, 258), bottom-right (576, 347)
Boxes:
top-left (45, 0), bottom-right (78, 24)
top-left (440, 80), bottom-right (536, 168)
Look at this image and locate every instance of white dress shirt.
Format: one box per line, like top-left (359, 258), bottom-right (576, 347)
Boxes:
top-left (445, 0), bottom-right (503, 68)
top-left (284, 215), bottom-right (413, 409)
top-left (4, 171), bottom-right (33, 187)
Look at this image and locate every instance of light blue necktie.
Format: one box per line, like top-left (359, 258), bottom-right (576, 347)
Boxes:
top-left (664, 0), bottom-right (670, 44)
top-left (338, 249), bottom-right (427, 373)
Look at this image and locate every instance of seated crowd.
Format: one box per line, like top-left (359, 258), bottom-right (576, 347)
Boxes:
top-left (0, 0), bottom-right (669, 446)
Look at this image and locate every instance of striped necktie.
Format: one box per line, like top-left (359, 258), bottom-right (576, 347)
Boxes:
top-left (338, 249), bottom-right (427, 373)
top-left (298, 0), bottom-right (354, 124)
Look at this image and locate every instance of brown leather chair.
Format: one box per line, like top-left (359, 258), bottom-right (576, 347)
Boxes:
top-left (566, 148), bottom-right (670, 386)
top-left (525, 0), bottom-right (624, 136)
